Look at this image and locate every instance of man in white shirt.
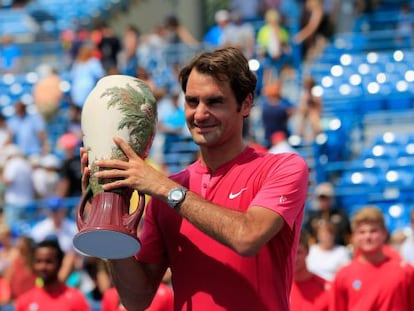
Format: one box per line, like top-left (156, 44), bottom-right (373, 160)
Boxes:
top-left (31, 196), bottom-right (77, 253)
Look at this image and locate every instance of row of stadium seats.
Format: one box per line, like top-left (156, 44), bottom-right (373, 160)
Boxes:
top-left (0, 0), bottom-right (129, 40)
top-left (323, 130), bottom-right (414, 233)
top-left (309, 8), bottom-right (414, 232)
top-left (311, 49), bottom-right (414, 115)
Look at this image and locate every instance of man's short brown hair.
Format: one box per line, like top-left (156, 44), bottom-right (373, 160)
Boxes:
top-left (351, 206), bottom-right (386, 232)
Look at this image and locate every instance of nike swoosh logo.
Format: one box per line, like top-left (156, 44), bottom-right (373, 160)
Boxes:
top-left (229, 187), bottom-right (248, 199)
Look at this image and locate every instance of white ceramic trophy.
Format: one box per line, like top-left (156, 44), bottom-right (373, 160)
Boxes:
top-left (73, 75), bottom-right (157, 259)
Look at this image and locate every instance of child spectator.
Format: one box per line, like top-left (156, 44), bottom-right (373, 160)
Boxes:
top-left (14, 239), bottom-right (90, 310)
top-left (330, 206), bottom-right (414, 310)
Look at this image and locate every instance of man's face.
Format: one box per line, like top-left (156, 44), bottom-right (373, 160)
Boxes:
top-left (184, 70), bottom-right (250, 148)
top-left (316, 226), bottom-right (335, 246)
top-left (317, 195), bottom-right (333, 211)
top-left (352, 222), bottom-right (387, 255)
top-left (33, 247), bottom-right (60, 284)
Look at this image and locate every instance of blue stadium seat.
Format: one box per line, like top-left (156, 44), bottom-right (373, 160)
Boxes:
top-left (361, 144), bottom-right (401, 160)
top-left (372, 131), bottom-right (406, 146)
top-left (163, 152), bottom-right (195, 167)
top-left (379, 202), bottom-right (413, 233)
top-left (384, 91), bottom-right (413, 110)
top-left (359, 94), bottom-right (386, 113)
top-left (379, 168), bottom-right (413, 186)
top-left (336, 169), bottom-right (382, 206)
top-left (168, 138), bottom-right (199, 154)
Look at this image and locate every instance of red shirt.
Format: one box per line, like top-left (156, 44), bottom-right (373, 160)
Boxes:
top-left (330, 257), bottom-right (414, 311)
top-left (102, 284), bottom-right (173, 311)
top-left (146, 283), bottom-right (174, 311)
top-left (9, 256), bottom-right (37, 300)
top-left (290, 273), bottom-right (330, 311)
top-left (137, 147), bottom-right (308, 310)
top-left (101, 287), bottom-right (126, 311)
top-left (15, 283), bottom-right (90, 311)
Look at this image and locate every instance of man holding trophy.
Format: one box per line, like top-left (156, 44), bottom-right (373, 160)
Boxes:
top-left (79, 47), bottom-right (308, 310)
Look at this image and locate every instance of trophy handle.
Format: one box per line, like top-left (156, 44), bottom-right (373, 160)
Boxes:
top-left (76, 185), bottom-right (94, 230)
top-left (123, 192), bottom-right (146, 235)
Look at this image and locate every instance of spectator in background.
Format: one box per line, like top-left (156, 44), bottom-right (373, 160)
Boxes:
top-left (101, 286), bottom-right (127, 311)
top-left (32, 153), bottom-right (61, 199)
top-left (55, 132), bottom-right (82, 198)
top-left (118, 24), bottom-right (140, 77)
top-left (294, 0), bottom-right (333, 64)
top-left (322, 0), bottom-right (341, 32)
top-left (14, 239), bottom-right (91, 311)
top-left (268, 130), bottom-right (297, 154)
top-left (330, 206), bottom-right (414, 311)
top-left (30, 196), bottom-right (78, 282)
top-left (0, 223), bottom-right (18, 284)
top-left (259, 80), bottom-right (294, 148)
top-left (263, 0), bottom-right (282, 12)
top-left (30, 196), bottom-right (77, 254)
top-left (306, 220), bottom-right (352, 281)
top-left (203, 9), bottom-right (235, 47)
top-left (303, 182), bottom-right (351, 246)
top-left (66, 104), bottom-right (82, 141)
top-left (3, 236), bottom-right (36, 302)
top-left (32, 64), bottom-right (63, 122)
top-left (0, 35), bottom-right (22, 74)
top-left (7, 100), bottom-right (48, 157)
top-left (399, 209), bottom-right (414, 264)
top-left (97, 22), bottom-right (122, 73)
top-left (294, 75), bottom-right (322, 141)
top-left (256, 9), bottom-right (291, 77)
top-left (290, 230), bottom-right (330, 311)
top-left (0, 224), bottom-right (13, 305)
top-left (222, 11), bottom-right (256, 59)
top-left (77, 257), bottom-right (111, 303)
top-left (157, 86), bottom-right (186, 155)
top-left (0, 113), bottom-right (12, 150)
top-left (163, 15), bottom-right (199, 74)
top-left (138, 24), bottom-right (167, 72)
top-left (69, 42), bottom-right (105, 108)
top-left (164, 15), bottom-right (198, 46)
top-left (0, 144), bottom-right (35, 226)
top-left (66, 27), bottom-right (90, 66)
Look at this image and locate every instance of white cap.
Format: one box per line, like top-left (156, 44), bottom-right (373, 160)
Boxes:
top-left (215, 9), bottom-right (230, 23)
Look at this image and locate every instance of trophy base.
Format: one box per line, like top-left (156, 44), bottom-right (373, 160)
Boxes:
top-left (73, 228), bottom-right (141, 259)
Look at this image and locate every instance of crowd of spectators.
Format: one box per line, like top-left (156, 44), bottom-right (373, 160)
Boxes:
top-left (0, 0), bottom-right (413, 310)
